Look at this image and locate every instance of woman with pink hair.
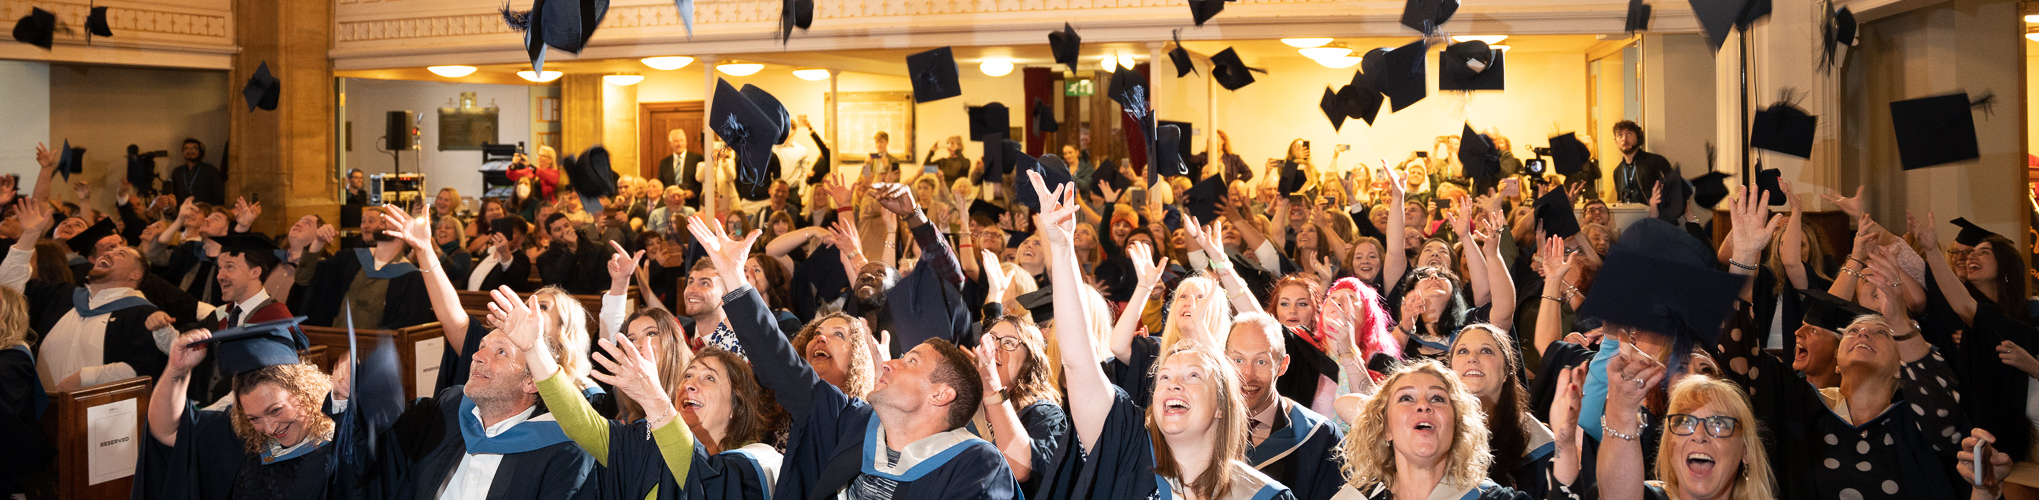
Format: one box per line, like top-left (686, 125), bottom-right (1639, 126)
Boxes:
top-left (1319, 277), bottom-right (1400, 405)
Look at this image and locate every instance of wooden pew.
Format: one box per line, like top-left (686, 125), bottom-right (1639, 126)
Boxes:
top-left (300, 323), bottom-right (445, 401)
top-left (39, 376), bottom-right (151, 500)
top-left (455, 286), bottom-right (641, 333)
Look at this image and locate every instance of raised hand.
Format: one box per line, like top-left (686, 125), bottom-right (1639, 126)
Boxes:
top-left (972, 337), bottom-right (1007, 405)
top-left (1911, 210), bottom-right (1942, 251)
top-left (981, 249), bottom-right (1012, 302)
top-left (1604, 343), bottom-right (1665, 415)
top-left (1959, 429), bottom-right (2012, 498)
top-left (1646, 181), bottom-right (1663, 219)
top-left (1026, 170), bottom-right (1079, 247)
top-left (1099, 183), bottom-right (1121, 205)
top-left (1310, 254), bottom-right (1337, 288)
top-left (1381, 163), bottom-right (1406, 200)
top-left (34, 143), bottom-right (56, 171)
top-left (606, 240), bottom-right (646, 289)
top-left (1539, 235), bottom-right (1574, 284)
top-left (14, 199), bottom-right (52, 241)
top-left (1998, 341), bottom-right (2039, 378)
top-left (1780, 182), bottom-right (1806, 265)
top-left (487, 285), bottom-right (543, 352)
top-left (829, 217), bottom-right (867, 278)
top-left (1849, 213), bottom-right (1881, 262)
top-left (1725, 187), bottom-right (1784, 267)
top-left (1184, 217), bottom-right (1226, 259)
top-left (312, 224), bottom-right (338, 253)
top-left (167, 329), bottom-right (213, 373)
top-left (233, 197), bottom-right (263, 229)
top-left (588, 333), bottom-right (673, 420)
top-left (685, 214), bottom-right (761, 287)
top-left (378, 204), bottom-right (433, 252)
top-left (1820, 185), bottom-right (1866, 220)
top-left (824, 173), bottom-right (853, 209)
top-left (872, 183), bottom-right (920, 217)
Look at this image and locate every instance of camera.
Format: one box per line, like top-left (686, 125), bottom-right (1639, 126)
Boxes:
top-left (1526, 159), bottom-right (1547, 174)
top-left (127, 144), bottom-right (170, 160)
top-left (1530, 146), bottom-right (1552, 157)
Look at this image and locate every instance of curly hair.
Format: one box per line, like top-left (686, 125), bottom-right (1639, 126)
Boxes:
top-left (987, 315), bottom-right (1062, 410)
top-left (230, 363), bottom-right (335, 454)
top-left (1446, 323), bottom-right (1533, 489)
top-left (1146, 342), bottom-right (1250, 500)
top-left (1655, 375), bottom-right (1775, 500)
top-left (789, 312), bottom-right (876, 398)
top-left (1339, 359), bottom-right (1493, 493)
top-left (691, 348), bottom-right (791, 451)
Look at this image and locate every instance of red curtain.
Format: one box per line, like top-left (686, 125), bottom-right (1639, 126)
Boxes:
top-left (1023, 67), bottom-right (1054, 156)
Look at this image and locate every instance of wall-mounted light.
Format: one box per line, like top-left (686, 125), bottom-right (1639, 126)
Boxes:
top-left (717, 63), bottom-right (764, 76)
top-left (517, 70), bottom-right (563, 82)
top-left (641, 56), bottom-right (696, 70)
top-left (1117, 53), bottom-right (1138, 70)
top-left (2024, 14), bottom-right (2039, 23)
top-left (1281, 38), bottom-right (1333, 48)
top-left (604, 74), bottom-right (645, 85)
top-left (979, 58), bottom-right (1014, 77)
top-left (427, 65), bottom-right (478, 78)
top-left (793, 68), bottom-right (832, 81)
top-left (1450, 35), bottom-right (1508, 44)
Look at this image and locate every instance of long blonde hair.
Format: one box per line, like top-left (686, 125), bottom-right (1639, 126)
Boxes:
top-left (1146, 341), bottom-right (1250, 500)
top-left (1159, 275), bottom-right (1231, 353)
top-left (1655, 376), bottom-right (1775, 500)
top-left (0, 287), bottom-right (30, 349)
top-left (531, 287), bottom-right (598, 391)
top-left (1340, 359), bottom-right (1493, 493)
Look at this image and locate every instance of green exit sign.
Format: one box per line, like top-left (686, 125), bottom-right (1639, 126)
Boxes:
top-left (1066, 79), bottom-right (1095, 96)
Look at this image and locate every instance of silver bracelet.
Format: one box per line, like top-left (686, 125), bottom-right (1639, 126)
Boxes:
top-left (1601, 424), bottom-right (1639, 441)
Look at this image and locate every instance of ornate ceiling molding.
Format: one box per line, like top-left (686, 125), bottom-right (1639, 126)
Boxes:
top-left (0, 0), bottom-right (236, 66)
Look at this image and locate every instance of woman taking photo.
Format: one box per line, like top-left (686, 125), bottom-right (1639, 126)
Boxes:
top-left (1338, 359), bottom-right (1528, 500)
top-left (970, 315), bottom-right (1071, 500)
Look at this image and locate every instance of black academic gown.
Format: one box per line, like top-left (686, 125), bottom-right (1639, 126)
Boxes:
top-left (1054, 386), bottom-right (1296, 500)
top-left (290, 248), bottom-right (433, 330)
top-left (1273, 326), bottom-right (1339, 412)
top-left (0, 346), bottom-right (51, 496)
top-left (20, 279), bottom-right (169, 382)
top-left (132, 401), bottom-right (343, 500)
top-left (537, 238), bottom-right (611, 295)
top-left (159, 240), bottom-right (222, 303)
top-left (722, 284), bottom-right (1019, 500)
top-left (378, 386), bottom-right (595, 500)
top-left (1246, 399), bottom-right (1344, 500)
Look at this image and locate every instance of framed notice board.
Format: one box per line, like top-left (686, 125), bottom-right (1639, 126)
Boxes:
top-left (829, 91), bottom-right (916, 164)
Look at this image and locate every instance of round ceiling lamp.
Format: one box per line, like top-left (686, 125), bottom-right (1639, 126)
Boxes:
top-left (717, 63), bottom-right (764, 76)
top-left (427, 65), bottom-right (477, 78)
top-left (641, 56), bottom-right (696, 70)
top-left (517, 70), bottom-right (563, 82)
top-left (604, 74), bottom-right (645, 85)
top-left (979, 58), bottom-right (1014, 77)
top-left (1281, 38), bottom-right (1333, 48)
top-left (793, 69), bottom-right (832, 81)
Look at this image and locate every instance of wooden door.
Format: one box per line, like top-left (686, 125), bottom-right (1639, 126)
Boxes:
top-left (640, 101), bottom-right (706, 181)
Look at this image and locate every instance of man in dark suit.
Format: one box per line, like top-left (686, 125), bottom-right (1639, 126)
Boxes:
top-left (656, 129), bottom-right (705, 209)
top-left (1609, 120), bottom-right (1678, 213)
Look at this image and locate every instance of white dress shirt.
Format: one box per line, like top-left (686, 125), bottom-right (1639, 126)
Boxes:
top-left (466, 247), bottom-right (513, 292)
top-left (0, 247), bottom-right (175, 389)
top-left (437, 404), bottom-right (541, 500)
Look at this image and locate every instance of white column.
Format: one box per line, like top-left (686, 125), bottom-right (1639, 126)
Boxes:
top-left (701, 55), bottom-right (718, 217)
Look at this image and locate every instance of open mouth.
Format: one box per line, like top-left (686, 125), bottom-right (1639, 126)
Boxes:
top-left (1161, 397), bottom-right (1190, 415)
top-left (1413, 421), bottom-right (1436, 433)
top-left (1684, 453), bottom-right (1717, 477)
top-left (1848, 343), bottom-right (1876, 354)
top-left (680, 398), bottom-right (704, 411)
top-left (810, 349), bottom-right (832, 361)
top-left (1794, 345), bottom-right (1809, 364)
top-left (1462, 370), bottom-right (1485, 378)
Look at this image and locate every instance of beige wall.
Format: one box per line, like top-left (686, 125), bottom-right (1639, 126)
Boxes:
top-left (340, 78), bottom-right (535, 198)
top-left (47, 64), bottom-right (230, 212)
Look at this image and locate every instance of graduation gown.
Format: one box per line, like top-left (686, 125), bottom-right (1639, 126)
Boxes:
top-left (18, 278), bottom-right (170, 385)
top-left (537, 239), bottom-right (611, 296)
top-left (159, 240), bottom-right (223, 303)
top-left (1056, 386), bottom-right (1296, 500)
top-left (131, 400), bottom-right (342, 500)
top-left (291, 248), bottom-right (433, 330)
top-left (378, 386), bottom-right (595, 500)
top-left (722, 284), bottom-right (1019, 500)
top-left (535, 373), bottom-right (779, 500)
top-left (0, 345), bottom-right (52, 496)
top-left (1246, 399), bottom-right (1344, 500)
top-left (1330, 481), bottom-right (1529, 500)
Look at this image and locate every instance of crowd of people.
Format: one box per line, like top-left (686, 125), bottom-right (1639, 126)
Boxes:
top-left (0, 115), bottom-right (2031, 500)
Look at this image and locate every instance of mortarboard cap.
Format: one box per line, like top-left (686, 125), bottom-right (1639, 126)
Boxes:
top-left (1093, 258), bottom-right (1138, 303)
top-left (1750, 103), bottom-right (1816, 159)
top-left (1459, 125), bottom-right (1500, 192)
top-left (739, 84), bottom-right (792, 145)
top-left (1626, 0), bottom-right (1652, 33)
top-left (1688, 0), bottom-right (1759, 51)
top-left (1821, 6), bottom-right (1855, 70)
top-left (1108, 67), bottom-right (1153, 135)
top-left (1533, 188), bottom-right (1579, 239)
top-left (211, 232), bottom-right (285, 266)
top-left (886, 261), bottom-right (969, 350)
top-left (1320, 88), bottom-right (1347, 132)
top-left (11, 7), bottom-right (54, 50)
top-left (1950, 217), bottom-right (1999, 247)
top-left (190, 316), bottom-right (312, 375)
top-left (1400, 0), bottom-right (1458, 35)
top-left (1189, 0), bottom-right (1225, 26)
top-left (1615, 217), bottom-right (1715, 271)
top-left (969, 103), bottom-right (1010, 143)
top-left (1578, 250), bottom-right (1744, 344)
top-left (1548, 133), bottom-right (1590, 175)
top-left (500, 0), bottom-right (609, 73)
top-left (1209, 48), bottom-right (1260, 91)
top-left (1278, 160), bottom-right (1306, 195)
top-left (780, 0), bottom-right (813, 43)
top-left (710, 79), bottom-right (778, 198)
top-left (243, 62), bottom-right (281, 112)
top-left (1014, 149), bottom-right (1070, 212)
top-left (1753, 167), bottom-right (1784, 206)
top-left (1439, 41), bottom-right (1504, 91)
top-left (1155, 123), bottom-right (1190, 177)
top-left (1689, 171), bottom-right (1731, 210)
top-left (1049, 23), bottom-right (1082, 73)
top-left (1365, 40), bottom-right (1428, 111)
top-left (87, 6), bottom-right (111, 38)
top-left (1889, 92), bottom-right (1980, 170)
top-left (969, 199), bottom-right (1007, 224)
top-left (905, 47), bottom-right (962, 103)
top-left (1169, 30), bottom-right (1198, 77)
top-left (1005, 229), bottom-right (1032, 248)
top-left (983, 138), bottom-right (1021, 183)
top-left (1339, 72), bottom-right (1385, 125)
top-left (1183, 175), bottom-right (1227, 223)
top-left (1159, 120), bottom-right (1194, 163)
top-left (1798, 288), bottom-right (1874, 333)
top-left (65, 218), bottom-right (117, 256)
top-left (1016, 288), bottom-right (1055, 323)
top-left (1031, 98), bottom-right (1058, 136)
top-left (562, 145), bottom-right (617, 213)
top-left (56, 140), bottom-right (83, 180)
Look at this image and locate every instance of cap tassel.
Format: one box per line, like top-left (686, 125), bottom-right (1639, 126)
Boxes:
top-left (1970, 91), bottom-right (1996, 117)
top-left (500, 1), bottom-right (533, 30)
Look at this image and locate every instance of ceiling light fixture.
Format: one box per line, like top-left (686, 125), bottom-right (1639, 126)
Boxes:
top-left (641, 56), bottom-right (696, 70)
top-left (2025, 14), bottom-right (2039, 23)
top-left (1318, 56), bottom-right (1363, 69)
top-left (604, 74), bottom-right (645, 85)
top-left (1299, 45), bottom-right (1353, 60)
top-left (2027, 32), bottom-right (2039, 42)
top-left (427, 65), bottom-right (478, 78)
top-left (517, 70), bottom-right (563, 82)
top-left (1491, 44), bottom-right (1512, 51)
top-left (793, 68), bottom-right (832, 81)
top-left (1117, 53), bottom-right (1138, 69)
top-left (1451, 35), bottom-right (1509, 44)
top-left (1281, 38), bottom-right (1333, 48)
top-left (979, 58), bottom-right (1014, 77)
top-left (717, 63), bottom-right (764, 76)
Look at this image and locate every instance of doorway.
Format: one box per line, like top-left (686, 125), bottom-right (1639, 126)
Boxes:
top-left (639, 101), bottom-right (705, 182)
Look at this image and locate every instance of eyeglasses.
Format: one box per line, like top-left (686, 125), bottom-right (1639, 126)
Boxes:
top-left (1666, 414), bottom-right (1740, 438)
top-left (1412, 268), bottom-right (1452, 281)
top-left (990, 336), bottom-right (1024, 352)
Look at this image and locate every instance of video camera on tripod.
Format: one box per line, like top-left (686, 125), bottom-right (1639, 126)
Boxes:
top-left (126, 144), bottom-right (169, 196)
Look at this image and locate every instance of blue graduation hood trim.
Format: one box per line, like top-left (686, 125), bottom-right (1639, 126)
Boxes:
top-left (456, 397), bottom-right (573, 454)
top-left (72, 288), bottom-right (153, 317)
top-left (1245, 400), bottom-right (1331, 467)
top-left (258, 437), bottom-right (329, 465)
top-left (857, 417), bottom-right (994, 482)
top-left (722, 447), bottom-right (775, 500)
top-left (353, 247), bottom-right (419, 279)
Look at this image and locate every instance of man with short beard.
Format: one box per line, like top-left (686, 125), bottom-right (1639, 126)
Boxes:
top-left (288, 204), bottom-right (434, 330)
top-left (535, 212), bottom-right (610, 295)
top-left (1608, 120), bottom-right (1677, 211)
top-left (680, 258), bottom-right (741, 356)
top-left (837, 182), bottom-right (971, 357)
top-left (0, 200), bottom-right (176, 392)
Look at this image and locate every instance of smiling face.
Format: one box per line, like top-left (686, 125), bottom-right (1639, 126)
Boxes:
top-left (436, 190), bottom-right (459, 215)
top-left (1384, 372), bottom-right (1457, 465)
top-left (87, 246), bottom-right (146, 287)
top-left (1225, 322), bottom-right (1287, 414)
top-left (1665, 402), bottom-right (1747, 500)
top-left (1074, 224), bottom-right (1099, 251)
top-left (678, 356), bottom-right (736, 438)
top-left (1149, 351), bottom-right (1226, 437)
top-left (804, 317), bottom-right (859, 389)
top-left (1417, 240), bottom-right (1452, 269)
top-left (683, 267), bottom-right (726, 317)
top-left (1295, 223), bottom-right (1321, 253)
top-left (1272, 284), bottom-right (1316, 329)
top-left (239, 382), bottom-right (311, 447)
top-left (464, 331), bottom-right (536, 406)
top-left (1835, 318), bottom-right (1900, 379)
top-left (1447, 328), bottom-right (1507, 402)
top-left (1351, 240), bottom-right (1383, 281)
top-left (1109, 218), bottom-right (1135, 246)
top-left (744, 257), bottom-right (770, 293)
top-left (215, 253), bottom-right (266, 303)
top-left (1015, 234), bottom-right (1046, 271)
top-left (1790, 323), bottom-right (1840, 374)
top-left (1967, 241), bottom-right (2002, 284)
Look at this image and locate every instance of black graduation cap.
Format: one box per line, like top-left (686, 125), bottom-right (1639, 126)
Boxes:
top-left (212, 232), bottom-right (285, 265)
top-left (1183, 175), bottom-right (1226, 223)
top-left (1950, 217), bottom-right (1999, 246)
top-left (1750, 102), bottom-right (1816, 159)
top-left (1278, 160), bottom-right (1306, 195)
top-left (87, 6), bottom-right (111, 38)
top-left (674, 0), bottom-right (696, 37)
top-left (1108, 67), bottom-right (1152, 128)
top-left (1159, 119), bottom-right (1193, 165)
top-left (500, 0), bottom-right (609, 73)
top-left (189, 316), bottom-right (312, 375)
top-left (1548, 132), bottom-right (1590, 175)
top-left (1093, 257), bottom-right (1138, 303)
top-left (1615, 217), bottom-right (1716, 271)
top-left (1155, 123), bottom-right (1190, 177)
top-left (1688, 0), bottom-right (1762, 51)
top-left (969, 199), bottom-right (1007, 224)
top-left (243, 61), bottom-right (280, 112)
top-left (1031, 98), bottom-right (1057, 136)
top-left (1400, 0), bottom-right (1458, 35)
top-left (1820, 6), bottom-right (1856, 70)
top-left (1188, 0), bottom-right (1225, 26)
top-left (1209, 48), bottom-right (1261, 91)
top-left (1626, 0), bottom-right (1652, 33)
top-left (1799, 288), bottom-right (1874, 333)
top-left (1049, 23), bottom-right (1082, 73)
top-left (983, 139), bottom-right (1021, 183)
top-left (55, 140), bottom-right (83, 180)
top-left (1889, 92), bottom-right (1980, 170)
top-left (1689, 171), bottom-right (1731, 209)
top-left (1014, 149), bottom-right (1070, 212)
top-left (1338, 73), bottom-right (1385, 126)
top-left (1364, 40), bottom-right (1428, 111)
top-left (1752, 167), bottom-right (1785, 206)
top-left (1005, 229), bottom-right (1032, 248)
top-left (739, 84), bottom-right (791, 145)
top-left (1016, 288), bottom-right (1055, 323)
top-left (491, 215), bottom-right (529, 236)
top-left (1438, 41), bottom-right (1504, 91)
top-left (11, 7), bottom-right (53, 50)
top-left (905, 47), bottom-right (961, 103)
top-left (1169, 30), bottom-right (1198, 77)
top-left (1320, 88), bottom-right (1348, 132)
top-left (562, 145), bottom-right (617, 213)
top-left (779, 0), bottom-right (813, 43)
top-left (1532, 188), bottom-right (1579, 239)
top-left (64, 218), bottom-right (117, 256)
top-left (1458, 125), bottom-right (1500, 192)
top-left (886, 258), bottom-right (968, 347)
top-left (710, 79), bottom-right (778, 196)
top-left (969, 103), bottom-right (1010, 143)
top-left (1578, 249), bottom-right (1744, 344)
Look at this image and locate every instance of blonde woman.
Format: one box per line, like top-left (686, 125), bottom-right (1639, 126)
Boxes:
top-left (1337, 359), bottom-right (1527, 499)
top-left (1585, 374), bottom-right (1775, 500)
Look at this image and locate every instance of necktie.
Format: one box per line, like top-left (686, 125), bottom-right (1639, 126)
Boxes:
top-left (223, 304), bottom-right (242, 329)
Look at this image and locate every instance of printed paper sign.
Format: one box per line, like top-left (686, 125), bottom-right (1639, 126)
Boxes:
top-left (86, 398), bottom-right (138, 485)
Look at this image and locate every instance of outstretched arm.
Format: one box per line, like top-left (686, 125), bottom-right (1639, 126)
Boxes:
top-left (1913, 211), bottom-right (1978, 326)
top-left (1029, 170), bottom-right (1112, 453)
top-left (1478, 212), bottom-right (1517, 327)
top-left (382, 206), bottom-right (471, 346)
top-left (1381, 164), bottom-right (1409, 289)
top-left (147, 330), bottom-right (213, 447)
top-left (1186, 217), bottom-right (1263, 316)
top-left (1532, 235), bottom-right (1576, 357)
top-left (1111, 242), bottom-right (1169, 362)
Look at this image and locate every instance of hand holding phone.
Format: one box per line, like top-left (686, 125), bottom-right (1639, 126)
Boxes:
top-left (1976, 439), bottom-right (1991, 487)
